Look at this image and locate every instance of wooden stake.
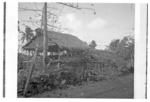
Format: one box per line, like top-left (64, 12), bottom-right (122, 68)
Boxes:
top-left (23, 3), bottom-right (46, 96)
top-left (23, 46), bottom-right (38, 96)
top-left (43, 2), bottom-right (48, 71)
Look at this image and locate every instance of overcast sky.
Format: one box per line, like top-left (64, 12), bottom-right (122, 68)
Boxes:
top-left (19, 3), bottom-right (135, 49)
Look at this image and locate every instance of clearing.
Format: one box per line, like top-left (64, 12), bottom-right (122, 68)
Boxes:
top-left (33, 73), bottom-right (133, 98)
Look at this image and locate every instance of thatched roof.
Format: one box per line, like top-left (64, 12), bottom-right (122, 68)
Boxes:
top-left (23, 30), bottom-right (89, 52)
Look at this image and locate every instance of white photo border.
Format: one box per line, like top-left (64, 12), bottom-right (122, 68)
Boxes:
top-left (1, 0), bottom-right (149, 101)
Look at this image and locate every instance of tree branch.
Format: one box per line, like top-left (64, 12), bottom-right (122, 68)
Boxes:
top-left (57, 2), bottom-right (96, 13)
top-left (57, 2), bottom-right (81, 9)
top-left (19, 7), bottom-right (57, 16)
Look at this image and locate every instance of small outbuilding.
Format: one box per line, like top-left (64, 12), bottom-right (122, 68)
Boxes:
top-left (22, 30), bottom-right (89, 62)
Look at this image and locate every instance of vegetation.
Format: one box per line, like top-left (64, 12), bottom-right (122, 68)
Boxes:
top-left (107, 35), bottom-right (134, 73)
top-left (18, 3), bottom-right (134, 97)
top-left (18, 30), bottom-right (134, 97)
top-left (89, 40), bottom-right (97, 49)
top-left (20, 26), bottom-right (35, 43)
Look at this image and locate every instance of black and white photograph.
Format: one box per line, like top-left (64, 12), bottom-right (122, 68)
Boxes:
top-left (17, 2), bottom-right (136, 98)
top-left (1, 0), bottom-right (149, 100)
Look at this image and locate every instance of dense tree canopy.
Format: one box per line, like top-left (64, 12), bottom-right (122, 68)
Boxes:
top-left (89, 40), bottom-right (97, 49)
top-left (108, 35), bottom-right (134, 61)
top-left (108, 39), bottom-right (120, 52)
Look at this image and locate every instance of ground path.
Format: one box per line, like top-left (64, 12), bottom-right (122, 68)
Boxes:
top-left (34, 73), bottom-right (133, 98)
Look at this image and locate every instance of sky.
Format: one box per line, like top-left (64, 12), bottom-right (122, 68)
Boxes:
top-left (19, 3), bottom-right (135, 49)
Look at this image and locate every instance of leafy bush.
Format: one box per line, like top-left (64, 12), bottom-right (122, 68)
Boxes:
top-left (18, 68), bottom-right (83, 97)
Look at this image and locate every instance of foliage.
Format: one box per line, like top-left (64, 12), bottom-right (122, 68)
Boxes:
top-left (17, 52), bottom-right (106, 97)
top-left (107, 35), bottom-right (134, 73)
top-left (89, 40), bottom-right (97, 49)
top-left (18, 35), bottom-right (134, 97)
top-left (108, 39), bottom-right (120, 52)
top-left (21, 26), bottom-right (35, 43)
top-left (18, 69), bottom-right (82, 97)
top-left (108, 35), bottom-right (134, 60)
top-left (35, 28), bottom-right (43, 36)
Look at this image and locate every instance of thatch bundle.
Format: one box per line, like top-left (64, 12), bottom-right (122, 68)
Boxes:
top-left (23, 31), bottom-right (89, 52)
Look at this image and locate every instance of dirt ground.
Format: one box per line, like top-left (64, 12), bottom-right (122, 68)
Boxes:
top-left (33, 73), bottom-right (133, 98)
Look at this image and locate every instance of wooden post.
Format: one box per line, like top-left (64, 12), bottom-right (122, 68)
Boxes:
top-left (98, 63), bottom-right (100, 74)
top-left (57, 47), bottom-right (60, 69)
top-left (43, 2), bottom-right (48, 71)
top-left (23, 46), bottom-right (38, 96)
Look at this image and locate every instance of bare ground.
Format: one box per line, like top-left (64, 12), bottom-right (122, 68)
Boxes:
top-left (33, 73), bottom-right (133, 98)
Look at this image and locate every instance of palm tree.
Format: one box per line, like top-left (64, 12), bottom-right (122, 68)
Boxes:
top-left (21, 26), bottom-right (34, 44)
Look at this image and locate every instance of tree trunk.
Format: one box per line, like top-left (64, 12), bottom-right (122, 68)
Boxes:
top-left (43, 2), bottom-right (48, 72)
